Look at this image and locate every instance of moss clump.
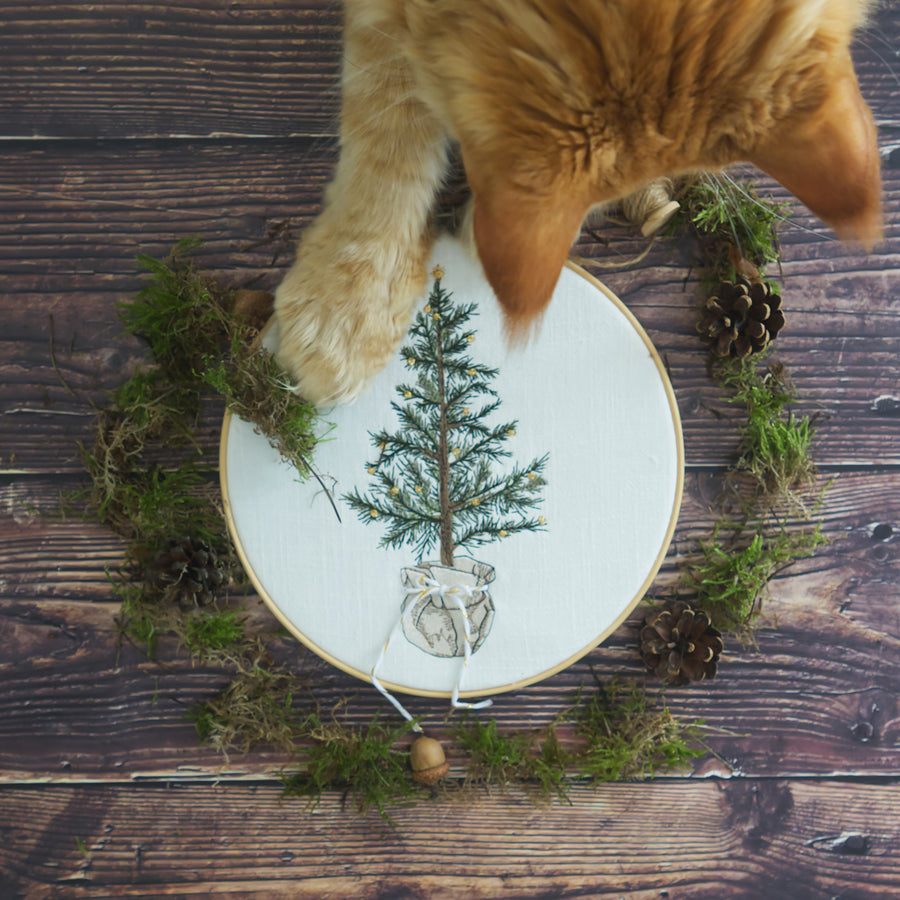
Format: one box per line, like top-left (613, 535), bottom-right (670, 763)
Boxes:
top-left (457, 719), bottom-right (570, 801)
top-left (114, 574), bottom-right (247, 661)
top-left (715, 357), bottom-right (818, 506)
top-left (117, 239), bottom-right (317, 476)
top-left (576, 680), bottom-right (705, 782)
top-left (182, 608), bottom-right (246, 656)
top-left (453, 680), bottom-right (704, 800)
top-left (672, 175), bottom-right (786, 286)
top-left (71, 239), bottom-right (319, 655)
top-left (643, 350), bottom-right (827, 650)
top-left (77, 371), bottom-right (213, 545)
top-left (188, 649), bottom-right (312, 757)
top-left (280, 713), bottom-right (419, 821)
top-left (118, 238), bottom-right (236, 384)
top-left (200, 332), bottom-right (317, 476)
top-left (682, 522), bottom-right (827, 639)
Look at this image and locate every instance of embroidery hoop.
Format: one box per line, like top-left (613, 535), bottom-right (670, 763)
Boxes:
top-left (220, 235), bottom-right (684, 700)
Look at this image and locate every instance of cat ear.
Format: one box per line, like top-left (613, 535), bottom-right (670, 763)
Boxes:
top-left (469, 176), bottom-right (589, 336)
top-left (750, 63), bottom-right (881, 248)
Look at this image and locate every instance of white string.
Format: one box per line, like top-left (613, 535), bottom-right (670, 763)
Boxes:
top-left (370, 574), bottom-right (494, 725)
top-left (370, 614), bottom-right (424, 732)
top-left (441, 586), bottom-right (494, 711)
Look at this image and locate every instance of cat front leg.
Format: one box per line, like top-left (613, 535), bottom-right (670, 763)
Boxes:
top-left (275, 10), bottom-right (449, 406)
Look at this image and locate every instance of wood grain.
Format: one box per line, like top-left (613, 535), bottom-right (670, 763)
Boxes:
top-left (0, 467), bottom-right (897, 781)
top-left (1, 2), bottom-right (899, 895)
top-left (0, 0), bottom-right (343, 140)
top-left (1, 0), bottom-right (896, 143)
top-left (2, 141), bottom-right (899, 472)
top-left (1, 781), bottom-right (899, 899)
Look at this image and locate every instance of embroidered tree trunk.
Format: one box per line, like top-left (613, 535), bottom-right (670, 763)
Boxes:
top-left (434, 314), bottom-right (454, 567)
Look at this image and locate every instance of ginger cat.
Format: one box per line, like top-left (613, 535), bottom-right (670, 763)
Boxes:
top-left (275, 0), bottom-right (881, 406)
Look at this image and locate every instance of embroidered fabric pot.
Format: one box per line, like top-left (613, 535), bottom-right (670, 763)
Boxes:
top-left (400, 557), bottom-right (496, 658)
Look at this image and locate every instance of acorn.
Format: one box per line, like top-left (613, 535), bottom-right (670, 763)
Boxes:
top-left (409, 735), bottom-right (449, 785)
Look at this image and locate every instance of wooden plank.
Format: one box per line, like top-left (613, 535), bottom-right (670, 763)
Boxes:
top-left (0, 0), bottom-right (343, 140)
top-left (2, 143), bottom-right (899, 473)
top-left (1, 599), bottom-right (897, 780)
top-left (0, 0), bottom-right (896, 142)
top-left (0, 470), bottom-right (898, 781)
top-left (2, 468), bottom-right (897, 603)
top-left (1, 780), bottom-right (898, 898)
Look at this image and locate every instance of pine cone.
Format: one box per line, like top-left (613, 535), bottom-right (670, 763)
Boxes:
top-left (640, 600), bottom-right (724, 685)
top-left (149, 536), bottom-right (224, 608)
top-left (698, 279), bottom-right (785, 357)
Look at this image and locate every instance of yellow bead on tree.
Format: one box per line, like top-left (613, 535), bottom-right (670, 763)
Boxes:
top-left (467, 334), bottom-right (475, 343)
top-left (431, 265), bottom-right (445, 280)
top-left (499, 529), bottom-right (508, 538)
top-left (367, 466), bottom-right (375, 474)
top-left (404, 390), bottom-right (412, 399)
top-left (407, 357), bottom-right (415, 366)
top-left (369, 509), bottom-right (379, 518)
top-left (390, 487), bottom-right (399, 495)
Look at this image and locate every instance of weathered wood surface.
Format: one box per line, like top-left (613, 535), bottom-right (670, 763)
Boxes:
top-left (2, 1), bottom-right (900, 896)
top-left (1, 781), bottom-right (898, 899)
top-left (2, 140), bottom-right (899, 470)
top-left (0, 0), bottom-right (344, 140)
top-left (0, 472), bottom-right (898, 786)
top-left (1, 0), bottom-right (897, 140)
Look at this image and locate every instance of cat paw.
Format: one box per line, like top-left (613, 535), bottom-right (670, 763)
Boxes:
top-left (274, 230), bottom-right (430, 406)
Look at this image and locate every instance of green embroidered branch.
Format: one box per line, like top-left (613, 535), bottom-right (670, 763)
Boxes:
top-left (344, 272), bottom-right (547, 566)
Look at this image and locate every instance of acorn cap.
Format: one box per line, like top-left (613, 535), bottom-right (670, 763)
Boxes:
top-left (409, 735), bottom-right (450, 785)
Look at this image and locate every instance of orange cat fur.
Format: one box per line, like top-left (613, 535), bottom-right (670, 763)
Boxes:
top-left (275, 0), bottom-right (881, 405)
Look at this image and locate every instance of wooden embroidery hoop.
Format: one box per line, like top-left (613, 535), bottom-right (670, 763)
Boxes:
top-left (220, 236), bottom-right (684, 699)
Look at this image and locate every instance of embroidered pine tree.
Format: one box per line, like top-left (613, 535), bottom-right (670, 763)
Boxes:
top-left (345, 268), bottom-right (548, 569)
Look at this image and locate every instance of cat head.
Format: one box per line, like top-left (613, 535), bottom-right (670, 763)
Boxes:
top-left (409, 0), bottom-right (882, 333)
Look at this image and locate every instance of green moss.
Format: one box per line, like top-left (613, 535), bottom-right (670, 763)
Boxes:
top-left (576, 680), bottom-right (705, 781)
top-left (183, 609), bottom-right (246, 656)
top-left (187, 655), bottom-right (312, 757)
top-left (113, 579), bottom-right (163, 658)
top-left (280, 713), bottom-right (419, 821)
top-left (200, 333), bottom-right (317, 476)
top-left (672, 175), bottom-right (786, 285)
top-left (77, 373), bottom-right (207, 540)
top-left (683, 522), bottom-right (827, 638)
top-left (118, 238), bottom-right (236, 384)
top-left (117, 238), bottom-right (317, 478)
top-left (457, 719), bottom-right (570, 801)
top-left (715, 357), bottom-right (818, 504)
